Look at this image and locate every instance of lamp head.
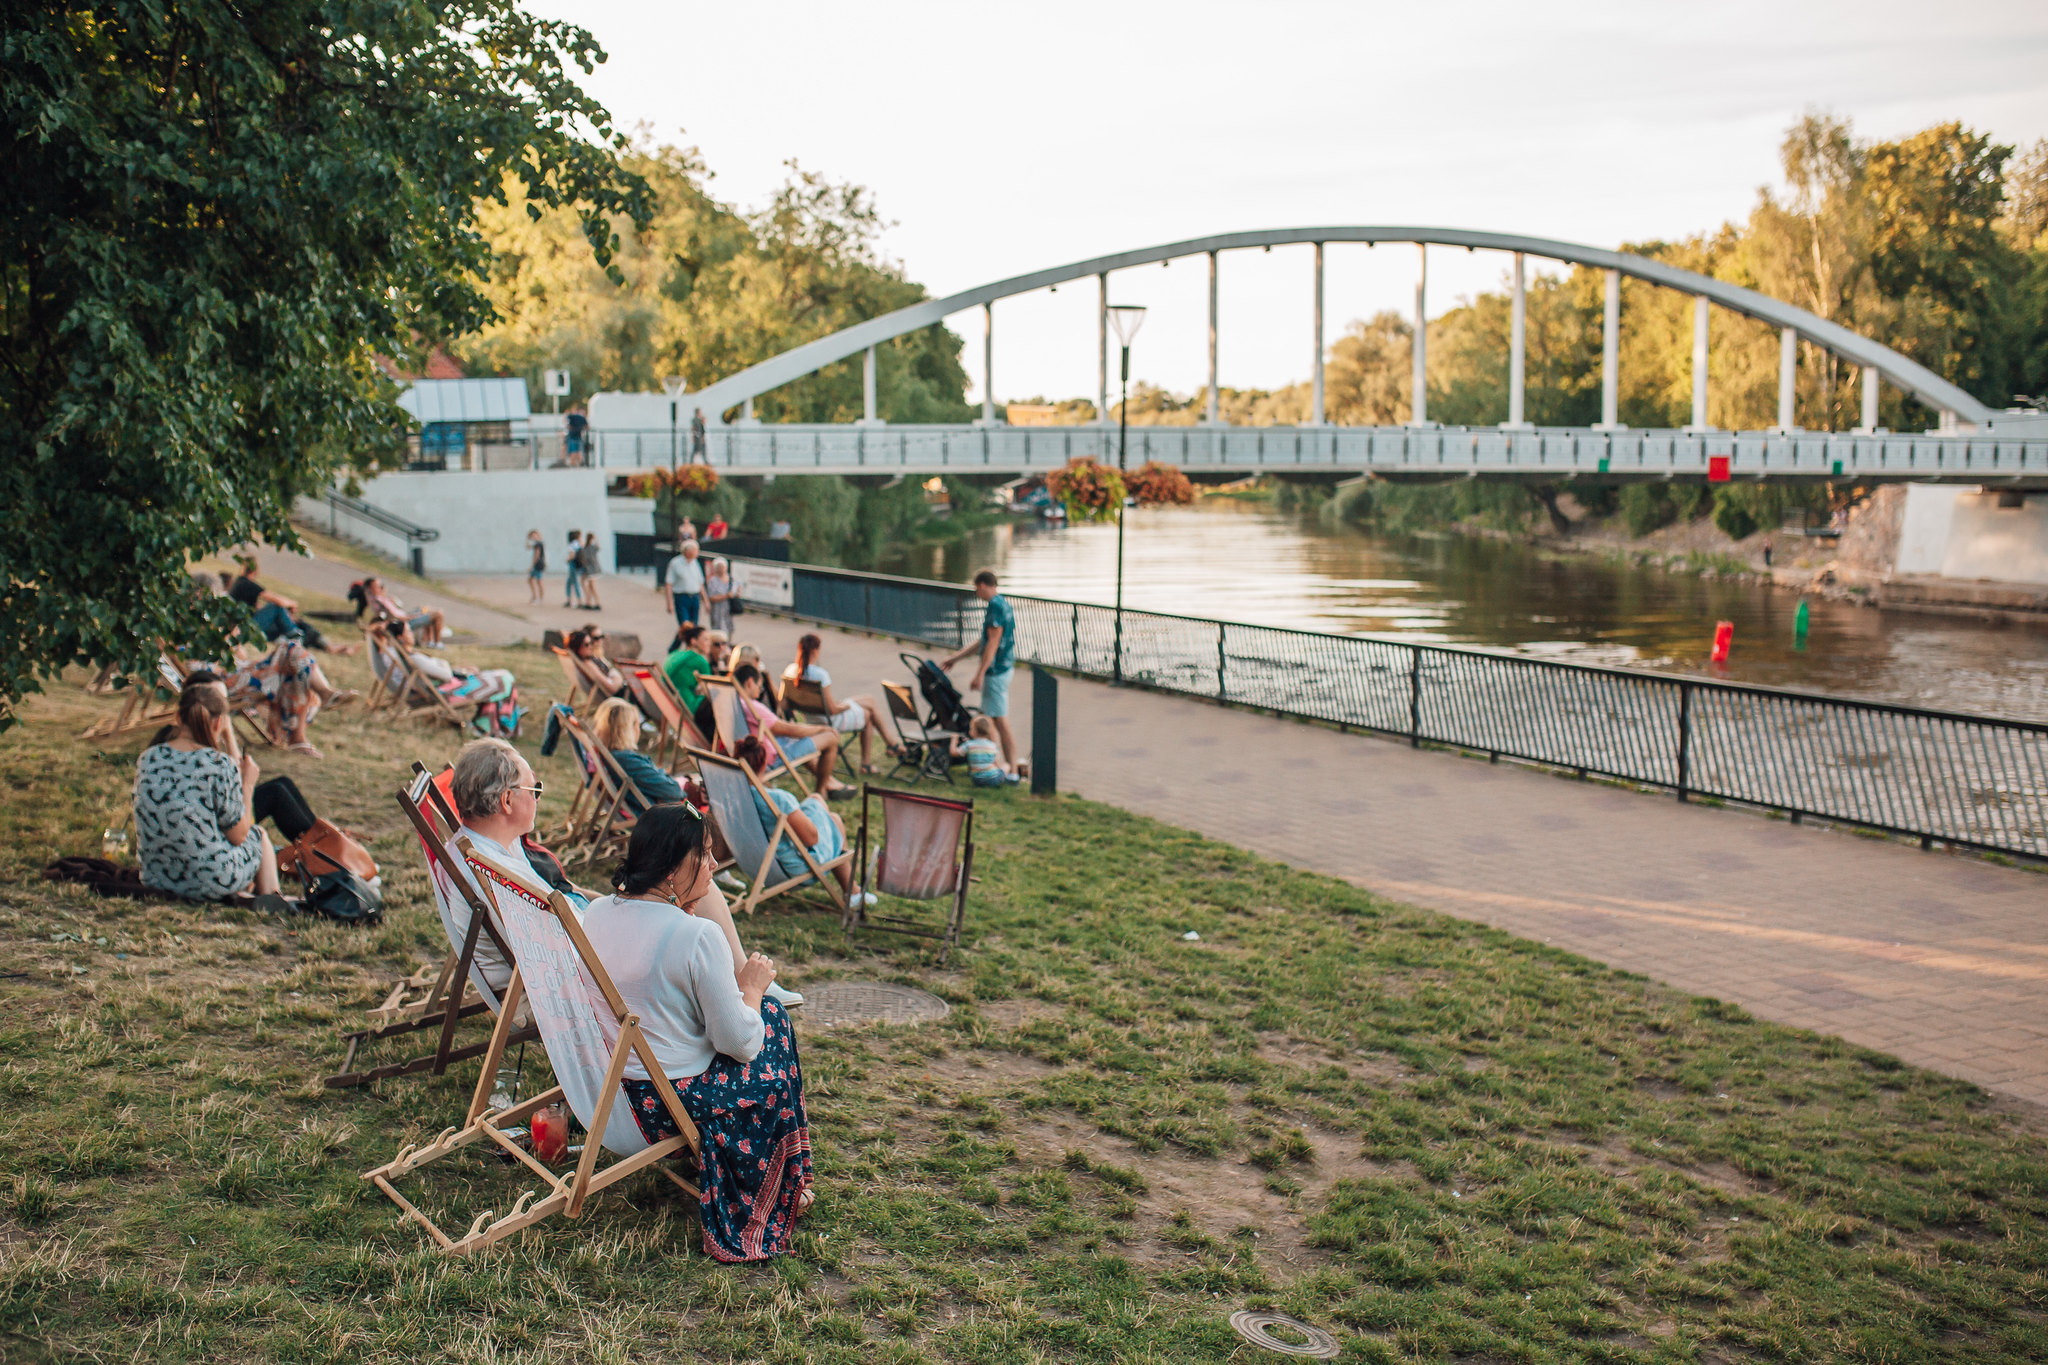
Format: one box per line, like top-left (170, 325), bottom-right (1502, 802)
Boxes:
top-left (1107, 304), bottom-right (1147, 348)
top-left (661, 375), bottom-right (689, 397)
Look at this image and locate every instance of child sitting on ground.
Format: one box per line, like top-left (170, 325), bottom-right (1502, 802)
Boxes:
top-left (953, 715), bottom-right (1027, 787)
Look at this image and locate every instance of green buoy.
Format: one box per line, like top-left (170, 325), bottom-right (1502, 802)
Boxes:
top-left (1794, 598), bottom-right (1810, 650)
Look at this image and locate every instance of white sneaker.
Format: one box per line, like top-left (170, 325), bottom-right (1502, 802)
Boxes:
top-left (766, 982), bottom-right (804, 1008)
top-left (855, 890), bottom-right (878, 909)
top-left (714, 871), bottom-right (745, 892)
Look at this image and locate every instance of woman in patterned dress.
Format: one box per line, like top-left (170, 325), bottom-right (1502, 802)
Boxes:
top-left (579, 803), bottom-right (815, 1261)
top-left (134, 675), bottom-right (283, 900)
top-left (225, 638), bottom-right (350, 757)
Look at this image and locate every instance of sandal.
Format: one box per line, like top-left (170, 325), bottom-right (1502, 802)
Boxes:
top-left (288, 742), bottom-right (323, 759)
top-left (324, 689), bottom-right (360, 709)
top-left (794, 1187), bottom-right (815, 1220)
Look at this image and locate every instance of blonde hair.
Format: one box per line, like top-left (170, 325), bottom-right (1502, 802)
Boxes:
top-left (970, 715), bottom-right (997, 741)
top-left (592, 697), bottom-right (642, 751)
top-left (733, 643), bottom-right (760, 667)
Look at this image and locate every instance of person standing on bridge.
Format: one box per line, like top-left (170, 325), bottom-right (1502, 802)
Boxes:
top-left (690, 407), bottom-right (707, 463)
top-left (941, 570), bottom-right (1018, 773)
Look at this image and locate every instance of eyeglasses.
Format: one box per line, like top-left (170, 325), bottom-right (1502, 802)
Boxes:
top-left (511, 781), bottom-right (545, 797)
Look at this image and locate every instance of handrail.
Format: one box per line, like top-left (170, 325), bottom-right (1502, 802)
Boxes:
top-left (731, 556), bottom-right (2048, 860)
top-left (318, 488), bottom-right (440, 543)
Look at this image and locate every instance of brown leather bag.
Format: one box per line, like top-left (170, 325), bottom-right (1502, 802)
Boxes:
top-left (277, 820), bottom-right (379, 884)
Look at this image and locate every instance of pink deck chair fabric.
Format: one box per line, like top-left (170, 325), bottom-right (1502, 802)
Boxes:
top-left (874, 790), bottom-right (968, 901)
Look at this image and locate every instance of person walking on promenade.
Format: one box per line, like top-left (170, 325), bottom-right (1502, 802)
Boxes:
top-left (690, 407), bottom-right (707, 463)
top-left (564, 530), bottom-right (585, 608)
top-left (526, 530), bottom-right (546, 605)
top-left (941, 569), bottom-right (1018, 771)
top-left (665, 538), bottom-right (705, 626)
top-left (578, 530), bottom-right (604, 610)
top-left (703, 557), bottom-right (734, 634)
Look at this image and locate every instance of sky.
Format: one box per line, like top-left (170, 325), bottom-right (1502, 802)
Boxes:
top-left (532, 0), bottom-right (2048, 408)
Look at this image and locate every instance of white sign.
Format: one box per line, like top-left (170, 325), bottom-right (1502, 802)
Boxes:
top-left (543, 369), bottom-right (572, 396)
top-left (731, 561), bottom-right (793, 608)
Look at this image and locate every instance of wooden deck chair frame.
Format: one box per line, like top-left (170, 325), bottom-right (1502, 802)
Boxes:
top-left (156, 649), bottom-right (278, 750)
top-left (325, 765), bottom-right (540, 1088)
top-left (559, 712), bottom-right (660, 868)
top-left (80, 654), bottom-right (185, 740)
top-left (847, 784), bottom-right (974, 965)
top-left (879, 681), bottom-right (955, 785)
top-left (685, 746), bottom-right (851, 917)
top-left (363, 838), bottom-right (703, 1256)
top-left (364, 624), bottom-right (468, 730)
top-left (550, 646), bottom-right (598, 716)
top-left (777, 669), bottom-right (860, 783)
top-left (618, 662), bottom-right (711, 772)
top-left (701, 675), bottom-right (812, 795)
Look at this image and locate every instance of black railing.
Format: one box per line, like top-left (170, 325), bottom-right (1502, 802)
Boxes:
top-left (734, 558), bottom-right (2048, 860)
top-left (314, 489), bottom-right (439, 575)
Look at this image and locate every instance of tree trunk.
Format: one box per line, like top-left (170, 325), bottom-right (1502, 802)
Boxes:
top-left (1526, 483), bottom-right (1572, 537)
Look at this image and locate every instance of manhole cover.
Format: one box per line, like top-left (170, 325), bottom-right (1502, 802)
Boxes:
top-left (799, 982), bottom-right (951, 1029)
top-left (1228, 1310), bottom-right (1340, 1358)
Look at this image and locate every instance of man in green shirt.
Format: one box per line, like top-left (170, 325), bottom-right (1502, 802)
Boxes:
top-left (663, 622), bottom-right (714, 736)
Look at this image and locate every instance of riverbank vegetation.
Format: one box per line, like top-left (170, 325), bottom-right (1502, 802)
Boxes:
top-left (5, 664), bottom-right (2045, 1361)
top-left (638, 473), bottom-right (1013, 570)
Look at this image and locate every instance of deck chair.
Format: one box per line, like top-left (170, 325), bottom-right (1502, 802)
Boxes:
top-left (687, 746), bottom-right (851, 917)
top-left (364, 625), bottom-right (469, 730)
top-left (325, 765), bottom-right (539, 1088)
top-left (848, 785), bottom-right (974, 965)
top-left (558, 713), bottom-right (657, 868)
top-left (80, 654), bottom-right (185, 740)
top-left (701, 676), bottom-right (811, 795)
top-left (880, 681), bottom-right (955, 784)
top-left (619, 663), bottom-right (711, 772)
top-left (362, 837), bottom-right (703, 1256)
top-left (551, 646), bottom-right (597, 715)
top-left (776, 668), bottom-right (859, 782)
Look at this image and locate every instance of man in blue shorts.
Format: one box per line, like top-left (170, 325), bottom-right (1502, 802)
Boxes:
top-left (941, 569), bottom-right (1020, 772)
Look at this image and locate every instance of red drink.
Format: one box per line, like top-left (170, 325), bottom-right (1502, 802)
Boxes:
top-left (530, 1103), bottom-right (569, 1162)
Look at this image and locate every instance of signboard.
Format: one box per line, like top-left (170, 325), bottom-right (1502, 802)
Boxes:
top-left (731, 561), bottom-right (793, 608)
top-left (543, 369), bottom-right (572, 397)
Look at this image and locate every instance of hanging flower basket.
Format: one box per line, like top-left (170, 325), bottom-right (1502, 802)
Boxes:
top-left (1045, 457), bottom-right (1125, 524)
top-left (622, 465), bottom-right (719, 498)
top-left (1127, 460), bottom-right (1195, 507)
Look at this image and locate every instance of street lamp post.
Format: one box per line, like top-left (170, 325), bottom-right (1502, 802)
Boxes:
top-left (662, 375), bottom-right (688, 560)
top-left (1106, 304), bottom-right (1146, 685)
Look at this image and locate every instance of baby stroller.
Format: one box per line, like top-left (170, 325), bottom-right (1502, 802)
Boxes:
top-left (884, 653), bottom-right (978, 784)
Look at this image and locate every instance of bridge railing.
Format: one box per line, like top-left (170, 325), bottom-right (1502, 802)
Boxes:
top-left (738, 558), bottom-right (2048, 859)
top-left (589, 423), bottom-right (2048, 481)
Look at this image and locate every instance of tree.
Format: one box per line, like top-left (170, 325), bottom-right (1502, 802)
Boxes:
top-left (457, 152), bottom-right (974, 423)
top-left (0, 2), bottom-right (648, 725)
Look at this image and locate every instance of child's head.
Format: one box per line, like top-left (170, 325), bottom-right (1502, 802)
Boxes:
top-left (970, 716), bottom-right (996, 741)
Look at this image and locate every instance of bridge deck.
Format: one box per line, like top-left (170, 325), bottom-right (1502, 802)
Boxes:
top-left (589, 422), bottom-right (2048, 483)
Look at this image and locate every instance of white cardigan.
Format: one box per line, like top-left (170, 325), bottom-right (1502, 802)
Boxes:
top-left (579, 894), bottom-right (765, 1079)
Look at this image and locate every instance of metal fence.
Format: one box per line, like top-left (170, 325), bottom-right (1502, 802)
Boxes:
top-left (739, 559), bottom-right (2048, 860)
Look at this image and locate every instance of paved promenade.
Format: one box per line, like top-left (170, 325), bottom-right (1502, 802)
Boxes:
top-left (264, 552), bottom-right (2048, 1107)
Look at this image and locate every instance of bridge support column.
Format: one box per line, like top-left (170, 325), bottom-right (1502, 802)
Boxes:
top-left (1206, 250), bottom-right (1220, 424)
top-left (1097, 273), bottom-right (1109, 425)
top-left (1690, 296), bottom-right (1710, 429)
top-left (1311, 243), bottom-right (1325, 425)
top-left (1859, 365), bottom-right (1879, 433)
top-left (1778, 326), bottom-right (1797, 431)
top-left (1411, 245), bottom-right (1428, 425)
top-left (1505, 252), bottom-right (1526, 427)
top-left (1597, 268), bottom-right (1621, 429)
top-left (982, 302), bottom-right (995, 426)
top-left (862, 345), bottom-right (879, 424)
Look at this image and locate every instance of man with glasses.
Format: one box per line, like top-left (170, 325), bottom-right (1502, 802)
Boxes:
top-left (446, 737), bottom-right (579, 990)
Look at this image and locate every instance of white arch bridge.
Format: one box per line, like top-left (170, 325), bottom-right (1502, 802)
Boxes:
top-left (589, 227), bottom-right (2048, 485)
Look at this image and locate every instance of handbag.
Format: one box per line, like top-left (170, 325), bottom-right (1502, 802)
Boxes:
top-left (277, 819), bottom-right (379, 884)
top-left (292, 844), bottom-right (384, 923)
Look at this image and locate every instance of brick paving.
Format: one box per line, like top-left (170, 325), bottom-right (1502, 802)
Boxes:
top-left (269, 556), bottom-right (2048, 1107)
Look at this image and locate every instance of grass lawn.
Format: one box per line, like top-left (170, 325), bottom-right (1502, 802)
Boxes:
top-left (1, 632), bottom-right (2044, 1363)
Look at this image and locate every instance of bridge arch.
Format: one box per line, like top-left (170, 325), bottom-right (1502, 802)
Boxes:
top-left (681, 227), bottom-right (1990, 430)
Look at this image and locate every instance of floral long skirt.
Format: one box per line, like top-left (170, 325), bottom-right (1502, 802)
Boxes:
top-left (229, 641), bottom-right (318, 739)
top-left (622, 999), bottom-right (813, 1262)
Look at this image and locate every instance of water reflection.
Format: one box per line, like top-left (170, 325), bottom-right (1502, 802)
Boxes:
top-left (877, 499), bottom-right (2048, 722)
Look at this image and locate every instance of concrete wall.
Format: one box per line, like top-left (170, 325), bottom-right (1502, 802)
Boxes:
top-left (1894, 483), bottom-right (2048, 585)
top-left (351, 469), bottom-right (616, 575)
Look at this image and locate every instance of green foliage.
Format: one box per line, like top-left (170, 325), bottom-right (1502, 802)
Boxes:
top-left (0, 2), bottom-right (649, 726)
top-left (458, 151), bottom-right (974, 423)
top-left (1711, 482), bottom-right (1829, 542)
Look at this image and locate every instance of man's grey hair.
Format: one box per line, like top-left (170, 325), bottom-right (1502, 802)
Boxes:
top-left (452, 738), bottom-right (525, 821)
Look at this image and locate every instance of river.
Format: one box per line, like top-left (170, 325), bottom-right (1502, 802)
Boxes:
top-left (875, 497), bottom-right (2048, 723)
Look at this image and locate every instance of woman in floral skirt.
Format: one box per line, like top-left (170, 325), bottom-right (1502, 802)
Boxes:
top-left (579, 803), bottom-right (814, 1261)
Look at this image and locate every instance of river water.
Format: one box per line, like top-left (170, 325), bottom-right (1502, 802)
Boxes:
top-left (877, 498), bottom-right (2048, 723)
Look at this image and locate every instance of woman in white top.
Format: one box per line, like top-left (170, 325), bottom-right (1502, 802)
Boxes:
top-left (580, 804), bottom-right (814, 1261)
top-left (784, 632), bottom-right (893, 772)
